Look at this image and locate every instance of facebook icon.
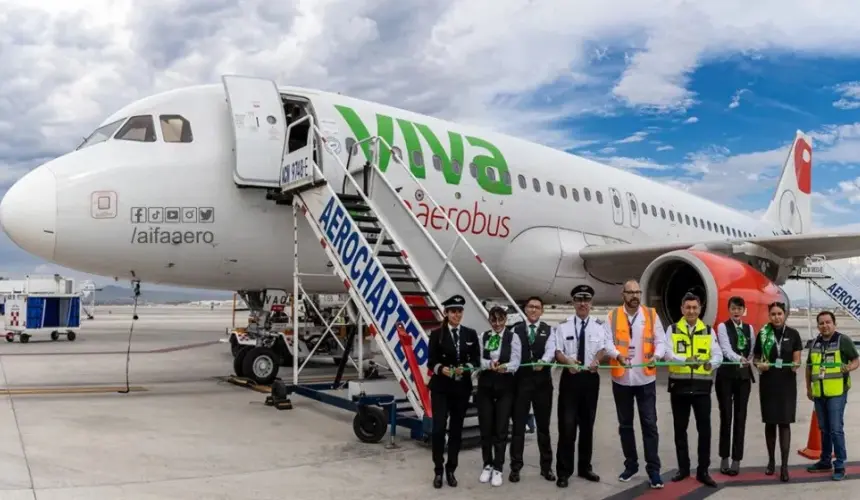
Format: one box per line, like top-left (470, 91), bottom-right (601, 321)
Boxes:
top-left (131, 207), bottom-right (146, 223)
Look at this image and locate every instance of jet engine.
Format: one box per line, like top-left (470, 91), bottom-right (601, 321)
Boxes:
top-left (640, 249), bottom-right (788, 329)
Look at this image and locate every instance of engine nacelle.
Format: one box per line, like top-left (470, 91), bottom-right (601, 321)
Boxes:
top-left (640, 249), bottom-right (787, 330)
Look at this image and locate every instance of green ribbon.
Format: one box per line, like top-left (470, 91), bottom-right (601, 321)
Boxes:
top-left (736, 323), bottom-right (747, 351)
top-left (441, 359), bottom-right (841, 374)
top-left (759, 324), bottom-right (776, 358)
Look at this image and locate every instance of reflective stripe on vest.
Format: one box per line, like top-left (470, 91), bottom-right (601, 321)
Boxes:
top-left (609, 306), bottom-right (656, 377)
top-left (810, 333), bottom-right (850, 398)
top-left (668, 318), bottom-right (713, 381)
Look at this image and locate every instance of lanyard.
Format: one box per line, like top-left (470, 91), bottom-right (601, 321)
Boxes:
top-left (773, 325), bottom-right (785, 360)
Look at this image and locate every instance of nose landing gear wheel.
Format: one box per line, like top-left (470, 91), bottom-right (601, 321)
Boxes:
top-left (241, 346), bottom-right (279, 386)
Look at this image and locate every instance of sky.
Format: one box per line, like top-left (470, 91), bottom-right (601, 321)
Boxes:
top-left (2, 0), bottom-right (860, 303)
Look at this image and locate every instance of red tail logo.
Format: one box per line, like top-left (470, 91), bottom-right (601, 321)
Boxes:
top-left (794, 137), bottom-right (812, 194)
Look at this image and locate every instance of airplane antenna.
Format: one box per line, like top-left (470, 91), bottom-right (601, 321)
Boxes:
top-left (118, 279), bottom-right (141, 394)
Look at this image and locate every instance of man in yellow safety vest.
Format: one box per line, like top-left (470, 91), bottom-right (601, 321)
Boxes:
top-left (805, 310), bottom-right (859, 480)
top-left (665, 292), bottom-right (722, 488)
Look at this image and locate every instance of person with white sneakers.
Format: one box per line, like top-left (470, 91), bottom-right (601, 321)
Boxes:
top-left (477, 306), bottom-right (522, 487)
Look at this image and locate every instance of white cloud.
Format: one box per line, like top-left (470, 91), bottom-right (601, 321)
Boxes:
top-left (728, 88), bottom-right (749, 109)
top-left (683, 116), bottom-right (699, 124)
top-left (656, 145), bottom-right (674, 151)
top-left (599, 146), bottom-right (618, 154)
top-left (833, 81), bottom-right (860, 110)
top-left (615, 130), bottom-right (649, 144)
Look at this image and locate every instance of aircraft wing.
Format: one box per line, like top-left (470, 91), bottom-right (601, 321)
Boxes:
top-left (578, 232), bottom-right (860, 282)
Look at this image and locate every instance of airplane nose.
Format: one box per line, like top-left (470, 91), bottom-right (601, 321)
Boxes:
top-left (0, 166), bottom-right (57, 261)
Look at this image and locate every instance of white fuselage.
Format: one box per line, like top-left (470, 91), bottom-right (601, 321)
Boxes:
top-left (0, 83), bottom-right (785, 305)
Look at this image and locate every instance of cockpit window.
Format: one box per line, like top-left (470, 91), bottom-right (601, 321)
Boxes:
top-left (75, 118), bottom-right (126, 150)
top-left (159, 115), bottom-right (193, 143)
top-left (114, 115), bottom-right (156, 142)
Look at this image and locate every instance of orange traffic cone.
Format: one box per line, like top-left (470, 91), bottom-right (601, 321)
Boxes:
top-left (798, 408), bottom-right (836, 460)
top-left (797, 409), bottom-right (822, 460)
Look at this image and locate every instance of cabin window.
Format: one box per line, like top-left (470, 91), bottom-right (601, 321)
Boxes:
top-left (693, 218), bottom-right (699, 228)
top-left (642, 203), bottom-right (648, 215)
top-left (501, 170), bottom-right (510, 186)
top-left (669, 211), bottom-right (675, 222)
top-left (411, 150), bottom-right (424, 167)
top-left (532, 178), bottom-right (541, 192)
top-left (571, 188), bottom-right (580, 201)
top-left (469, 162), bottom-right (478, 178)
top-left (685, 214), bottom-right (690, 225)
top-left (559, 185), bottom-right (568, 199)
top-left (651, 204), bottom-right (657, 216)
top-left (584, 188), bottom-right (592, 202)
top-left (630, 199), bottom-right (637, 213)
top-left (432, 155), bottom-right (442, 171)
top-left (487, 167), bottom-right (497, 182)
top-left (660, 207), bottom-right (666, 219)
top-left (390, 147), bottom-right (403, 162)
top-left (76, 117), bottom-right (127, 150)
top-left (518, 174), bottom-right (527, 189)
top-left (546, 181), bottom-right (554, 196)
top-left (596, 191), bottom-right (603, 204)
top-left (451, 160), bottom-right (462, 175)
top-left (115, 115), bottom-right (156, 142)
top-left (613, 193), bottom-right (621, 208)
top-left (159, 115), bottom-right (193, 143)
top-left (707, 221), bottom-right (712, 231)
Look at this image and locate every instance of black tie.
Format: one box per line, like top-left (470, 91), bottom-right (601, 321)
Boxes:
top-left (577, 319), bottom-right (586, 364)
top-left (452, 328), bottom-right (460, 361)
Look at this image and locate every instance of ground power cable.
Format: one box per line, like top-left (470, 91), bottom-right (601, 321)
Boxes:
top-left (118, 280), bottom-right (141, 394)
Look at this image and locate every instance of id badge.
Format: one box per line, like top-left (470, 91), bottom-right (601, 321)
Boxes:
top-left (774, 359), bottom-right (783, 369)
top-left (627, 346), bottom-right (636, 362)
top-left (819, 366), bottom-right (827, 379)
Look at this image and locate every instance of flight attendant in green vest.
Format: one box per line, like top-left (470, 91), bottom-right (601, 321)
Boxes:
top-left (805, 310), bottom-right (860, 480)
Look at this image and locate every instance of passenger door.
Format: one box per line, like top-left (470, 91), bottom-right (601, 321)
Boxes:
top-left (222, 75), bottom-right (287, 189)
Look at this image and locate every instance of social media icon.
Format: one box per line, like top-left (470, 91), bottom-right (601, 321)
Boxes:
top-left (198, 207), bottom-right (214, 223)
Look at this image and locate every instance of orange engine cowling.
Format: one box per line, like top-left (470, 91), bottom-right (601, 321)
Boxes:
top-left (640, 249), bottom-right (788, 329)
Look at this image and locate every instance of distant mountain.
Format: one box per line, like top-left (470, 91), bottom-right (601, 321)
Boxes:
top-left (91, 285), bottom-right (233, 305)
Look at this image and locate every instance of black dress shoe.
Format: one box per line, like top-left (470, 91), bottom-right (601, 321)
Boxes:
top-left (542, 470), bottom-right (557, 481)
top-left (780, 466), bottom-right (789, 482)
top-left (433, 474), bottom-right (443, 489)
top-left (765, 461), bottom-right (775, 475)
top-left (556, 477), bottom-right (569, 488)
top-left (509, 470), bottom-right (520, 482)
top-left (446, 472), bottom-right (457, 487)
top-left (697, 473), bottom-right (717, 487)
top-left (672, 471), bottom-right (690, 482)
top-left (579, 471), bottom-right (600, 482)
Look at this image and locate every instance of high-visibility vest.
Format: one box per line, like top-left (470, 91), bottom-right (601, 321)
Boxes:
top-left (668, 318), bottom-right (713, 381)
top-left (609, 306), bottom-right (657, 378)
top-left (809, 332), bottom-right (851, 398)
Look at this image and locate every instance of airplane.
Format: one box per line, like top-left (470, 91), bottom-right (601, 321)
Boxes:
top-left (0, 75), bottom-right (855, 379)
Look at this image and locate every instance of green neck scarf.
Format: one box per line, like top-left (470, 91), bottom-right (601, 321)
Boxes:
top-left (485, 331), bottom-right (501, 351)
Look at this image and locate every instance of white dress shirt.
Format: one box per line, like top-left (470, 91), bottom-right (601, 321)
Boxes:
top-left (603, 306), bottom-right (667, 386)
top-left (479, 328), bottom-right (522, 373)
top-left (664, 321), bottom-right (724, 369)
top-left (525, 319), bottom-right (559, 364)
top-left (716, 320), bottom-right (756, 362)
top-left (553, 314), bottom-right (619, 366)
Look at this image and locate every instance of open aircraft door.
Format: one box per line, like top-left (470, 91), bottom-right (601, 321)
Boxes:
top-left (222, 75), bottom-right (287, 189)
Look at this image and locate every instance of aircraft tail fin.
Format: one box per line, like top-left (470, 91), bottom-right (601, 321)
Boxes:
top-left (763, 130), bottom-right (812, 234)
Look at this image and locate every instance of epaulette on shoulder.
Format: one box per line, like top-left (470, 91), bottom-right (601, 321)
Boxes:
top-left (594, 318), bottom-right (604, 325)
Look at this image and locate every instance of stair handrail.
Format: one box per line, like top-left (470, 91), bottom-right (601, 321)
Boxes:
top-left (338, 134), bottom-right (526, 323)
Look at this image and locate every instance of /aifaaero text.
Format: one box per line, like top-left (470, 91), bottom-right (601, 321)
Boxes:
top-left (129, 205), bottom-right (215, 245)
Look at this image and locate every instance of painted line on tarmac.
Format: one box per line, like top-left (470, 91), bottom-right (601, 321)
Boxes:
top-left (0, 340), bottom-right (222, 356)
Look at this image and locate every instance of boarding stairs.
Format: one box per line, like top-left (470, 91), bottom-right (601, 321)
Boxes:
top-left (261, 110), bottom-right (525, 442)
top-left (791, 255), bottom-right (860, 328)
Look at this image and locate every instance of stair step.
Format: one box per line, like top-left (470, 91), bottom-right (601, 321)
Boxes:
top-left (351, 214), bottom-right (378, 223)
top-left (360, 226), bottom-right (382, 234)
top-left (342, 203), bottom-right (370, 212)
top-left (365, 238), bottom-right (394, 246)
top-left (377, 250), bottom-right (403, 258)
top-left (337, 193), bottom-right (365, 203)
top-left (382, 263), bottom-right (411, 270)
top-left (390, 276), bottom-right (421, 283)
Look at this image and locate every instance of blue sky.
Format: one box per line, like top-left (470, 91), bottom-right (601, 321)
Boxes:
top-left (2, 0), bottom-right (860, 302)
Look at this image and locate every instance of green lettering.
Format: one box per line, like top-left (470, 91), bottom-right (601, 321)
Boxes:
top-left (334, 105), bottom-right (394, 171)
top-left (396, 119), bottom-right (425, 178)
top-left (415, 124), bottom-right (464, 186)
top-left (466, 136), bottom-right (511, 195)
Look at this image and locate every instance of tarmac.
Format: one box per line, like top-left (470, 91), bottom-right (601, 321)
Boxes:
top-left (0, 304), bottom-right (857, 499)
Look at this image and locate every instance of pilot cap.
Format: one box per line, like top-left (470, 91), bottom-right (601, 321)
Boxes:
top-left (442, 294), bottom-right (466, 310)
top-left (571, 284), bottom-right (595, 299)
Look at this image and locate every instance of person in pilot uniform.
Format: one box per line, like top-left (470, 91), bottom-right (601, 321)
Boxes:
top-left (427, 294), bottom-right (481, 489)
top-left (551, 284), bottom-right (628, 487)
top-left (477, 305), bottom-right (521, 487)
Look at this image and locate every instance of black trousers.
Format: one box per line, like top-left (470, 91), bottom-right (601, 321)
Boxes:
top-left (556, 371), bottom-right (600, 479)
top-left (477, 374), bottom-right (516, 471)
top-left (612, 381), bottom-right (661, 475)
top-left (431, 387), bottom-right (471, 475)
top-left (716, 374), bottom-right (751, 461)
top-left (510, 371), bottom-right (553, 473)
top-left (670, 392), bottom-right (712, 475)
